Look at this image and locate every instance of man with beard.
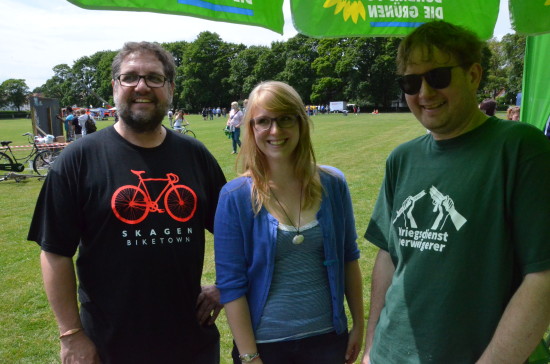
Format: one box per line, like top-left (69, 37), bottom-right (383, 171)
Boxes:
top-left (28, 42), bottom-right (227, 364)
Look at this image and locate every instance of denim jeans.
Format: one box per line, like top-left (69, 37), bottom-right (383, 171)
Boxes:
top-left (231, 331), bottom-right (348, 364)
top-left (232, 127), bottom-right (241, 152)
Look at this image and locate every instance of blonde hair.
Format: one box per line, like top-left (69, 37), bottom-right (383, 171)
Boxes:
top-left (237, 81), bottom-right (322, 214)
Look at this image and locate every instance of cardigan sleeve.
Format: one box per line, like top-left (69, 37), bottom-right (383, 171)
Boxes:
top-left (214, 181), bottom-right (251, 304)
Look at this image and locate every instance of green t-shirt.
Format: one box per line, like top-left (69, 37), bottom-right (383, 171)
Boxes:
top-left (365, 117), bottom-right (550, 363)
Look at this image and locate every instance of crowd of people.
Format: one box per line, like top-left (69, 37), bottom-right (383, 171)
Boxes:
top-left (28, 20), bottom-right (550, 364)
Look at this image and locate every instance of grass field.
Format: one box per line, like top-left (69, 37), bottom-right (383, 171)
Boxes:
top-left (0, 110), bottom-right (523, 363)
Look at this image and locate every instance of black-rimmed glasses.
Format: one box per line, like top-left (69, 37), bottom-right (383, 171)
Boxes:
top-left (251, 115), bottom-right (299, 132)
top-left (117, 74), bottom-right (168, 88)
top-left (397, 66), bottom-right (462, 95)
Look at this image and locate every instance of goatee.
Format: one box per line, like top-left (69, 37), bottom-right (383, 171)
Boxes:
top-left (115, 95), bottom-right (170, 133)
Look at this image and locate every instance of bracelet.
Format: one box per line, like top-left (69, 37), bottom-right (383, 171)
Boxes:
top-left (59, 328), bottom-right (83, 339)
top-left (239, 352), bottom-right (260, 362)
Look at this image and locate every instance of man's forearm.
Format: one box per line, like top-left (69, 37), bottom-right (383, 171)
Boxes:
top-left (477, 269), bottom-right (550, 364)
top-left (40, 250), bottom-right (82, 333)
top-left (363, 249), bottom-right (395, 357)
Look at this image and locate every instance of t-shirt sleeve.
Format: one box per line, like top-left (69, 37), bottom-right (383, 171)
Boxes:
top-left (199, 145), bottom-right (227, 234)
top-left (509, 127), bottom-right (550, 275)
top-left (365, 159), bottom-right (394, 252)
top-left (27, 147), bottom-right (83, 257)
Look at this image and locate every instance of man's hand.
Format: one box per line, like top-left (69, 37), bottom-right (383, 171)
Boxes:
top-left (196, 285), bottom-right (223, 326)
top-left (345, 324), bottom-right (364, 363)
top-left (60, 331), bottom-right (101, 364)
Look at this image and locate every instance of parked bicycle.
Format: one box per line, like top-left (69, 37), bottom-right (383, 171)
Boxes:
top-left (0, 133), bottom-right (63, 175)
top-left (111, 170), bottom-right (197, 224)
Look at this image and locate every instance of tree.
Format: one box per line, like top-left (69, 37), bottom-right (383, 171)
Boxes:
top-left (0, 79), bottom-right (30, 111)
top-left (499, 33), bottom-right (526, 104)
top-left (178, 31), bottom-right (244, 111)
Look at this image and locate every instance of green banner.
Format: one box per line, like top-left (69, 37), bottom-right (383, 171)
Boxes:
top-left (521, 33), bottom-right (550, 131)
top-left (510, 0), bottom-right (550, 35)
top-left (67, 0), bottom-right (284, 34)
top-left (291, 0), bottom-right (499, 39)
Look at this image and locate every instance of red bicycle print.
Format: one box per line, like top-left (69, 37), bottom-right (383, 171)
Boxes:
top-left (111, 170), bottom-right (197, 224)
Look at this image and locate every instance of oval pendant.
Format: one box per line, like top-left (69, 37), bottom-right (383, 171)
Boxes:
top-left (292, 234), bottom-right (304, 245)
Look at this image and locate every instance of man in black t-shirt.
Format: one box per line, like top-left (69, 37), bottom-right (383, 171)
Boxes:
top-left (28, 42), bottom-right (226, 364)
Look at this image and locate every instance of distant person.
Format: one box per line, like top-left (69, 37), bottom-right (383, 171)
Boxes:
top-left (479, 98), bottom-right (497, 116)
top-left (227, 101), bottom-right (243, 154)
top-left (361, 21), bottom-right (550, 364)
top-left (215, 81), bottom-right (364, 364)
top-left (168, 109), bottom-right (174, 127)
top-left (72, 110), bottom-right (83, 140)
top-left (173, 109), bottom-right (189, 133)
top-left (28, 41), bottom-right (226, 364)
top-left (506, 105), bottom-right (520, 121)
top-left (63, 107), bottom-right (75, 141)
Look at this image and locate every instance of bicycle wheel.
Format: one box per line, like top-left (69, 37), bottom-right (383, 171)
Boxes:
top-left (0, 152), bottom-right (14, 172)
top-left (33, 150), bottom-right (60, 175)
top-left (164, 185), bottom-right (197, 222)
top-left (111, 185), bottom-right (149, 224)
top-left (184, 129), bottom-right (196, 138)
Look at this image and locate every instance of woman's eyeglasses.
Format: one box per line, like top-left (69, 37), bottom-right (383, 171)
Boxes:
top-left (397, 66), bottom-right (461, 95)
top-left (251, 115), bottom-right (298, 132)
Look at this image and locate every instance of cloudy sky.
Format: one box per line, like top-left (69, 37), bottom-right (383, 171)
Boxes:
top-left (0, 0), bottom-right (513, 91)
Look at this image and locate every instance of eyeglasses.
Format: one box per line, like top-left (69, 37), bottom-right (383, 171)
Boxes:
top-left (397, 66), bottom-right (462, 95)
top-left (117, 74), bottom-right (168, 88)
top-left (251, 115), bottom-right (299, 132)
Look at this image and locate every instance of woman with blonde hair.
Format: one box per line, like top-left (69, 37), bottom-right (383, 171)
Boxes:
top-left (214, 81), bottom-right (364, 364)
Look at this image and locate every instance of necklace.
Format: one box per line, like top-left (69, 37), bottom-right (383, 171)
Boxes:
top-left (270, 186), bottom-right (304, 245)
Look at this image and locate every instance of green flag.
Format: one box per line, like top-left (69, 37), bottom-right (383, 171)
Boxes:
top-left (510, 0), bottom-right (550, 35)
top-left (291, 0), bottom-right (499, 39)
top-left (67, 0), bottom-right (284, 34)
top-left (521, 33), bottom-right (550, 131)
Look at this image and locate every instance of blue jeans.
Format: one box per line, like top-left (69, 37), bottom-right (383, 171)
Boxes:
top-left (231, 331), bottom-right (348, 364)
top-left (232, 128), bottom-right (241, 152)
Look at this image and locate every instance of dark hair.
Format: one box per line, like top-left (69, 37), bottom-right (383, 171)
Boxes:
top-left (397, 21), bottom-right (483, 74)
top-left (111, 41), bottom-right (176, 82)
top-left (66, 106), bottom-right (73, 112)
top-left (479, 99), bottom-right (497, 116)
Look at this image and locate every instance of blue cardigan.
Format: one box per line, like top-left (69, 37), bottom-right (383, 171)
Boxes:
top-left (214, 166), bottom-right (360, 334)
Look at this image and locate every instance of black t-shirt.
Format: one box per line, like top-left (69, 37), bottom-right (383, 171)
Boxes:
top-left (28, 126), bottom-right (226, 363)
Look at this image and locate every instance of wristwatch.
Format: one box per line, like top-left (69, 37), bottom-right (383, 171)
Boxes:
top-left (239, 352), bottom-right (260, 362)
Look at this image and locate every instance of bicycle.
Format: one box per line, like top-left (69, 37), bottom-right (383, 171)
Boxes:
top-left (111, 170), bottom-right (197, 224)
top-left (173, 122), bottom-right (196, 138)
top-left (0, 133), bottom-right (62, 176)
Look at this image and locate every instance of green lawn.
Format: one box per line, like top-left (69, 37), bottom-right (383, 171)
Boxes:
top-left (0, 111), bottom-right (521, 363)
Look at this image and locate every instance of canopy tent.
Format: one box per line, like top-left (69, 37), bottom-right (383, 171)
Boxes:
top-left (67, 0), bottom-right (550, 130)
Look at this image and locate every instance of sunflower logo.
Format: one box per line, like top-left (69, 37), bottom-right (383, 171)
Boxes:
top-left (323, 0), bottom-right (366, 24)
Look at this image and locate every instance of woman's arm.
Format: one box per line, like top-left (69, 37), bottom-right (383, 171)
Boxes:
top-left (225, 296), bottom-right (263, 364)
top-left (344, 259), bottom-right (364, 363)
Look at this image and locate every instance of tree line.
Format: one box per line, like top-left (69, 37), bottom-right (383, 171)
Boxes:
top-left (1, 32), bottom-right (525, 113)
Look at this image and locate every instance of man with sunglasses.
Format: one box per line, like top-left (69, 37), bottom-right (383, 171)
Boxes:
top-left (362, 21), bottom-right (550, 364)
top-left (28, 42), bottom-right (226, 364)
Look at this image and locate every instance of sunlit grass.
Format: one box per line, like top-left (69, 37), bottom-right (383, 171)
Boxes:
top-left (0, 112), bottom-right (425, 362)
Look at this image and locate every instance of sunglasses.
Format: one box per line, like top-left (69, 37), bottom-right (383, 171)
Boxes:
top-left (397, 66), bottom-right (461, 95)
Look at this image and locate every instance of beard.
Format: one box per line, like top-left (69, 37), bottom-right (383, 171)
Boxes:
top-left (115, 93), bottom-right (170, 133)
